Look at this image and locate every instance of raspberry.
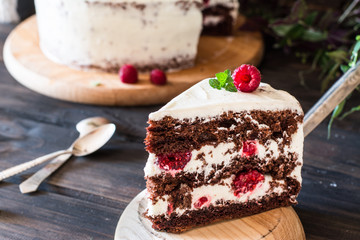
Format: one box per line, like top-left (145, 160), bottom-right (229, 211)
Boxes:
top-left (167, 203), bottom-right (174, 216)
top-left (242, 140), bottom-right (258, 157)
top-left (119, 64), bottom-right (138, 84)
top-left (233, 169), bottom-right (264, 196)
top-left (156, 152), bottom-right (192, 171)
top-left (150, 69), bottom-right (167, 85)
top-left (232, 64), bottom-right (261, 92)
top-left (194, 196), bottom-right (210, 209)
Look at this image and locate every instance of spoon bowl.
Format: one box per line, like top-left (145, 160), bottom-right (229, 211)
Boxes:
top-left (71, 123), bottom-right (116, 156)
top-left (0, 123), bottom-right (116, 182)
top-left (18, 116), bottom-right (111, 193)
top-left (76, 117), bottom-right (110, 136)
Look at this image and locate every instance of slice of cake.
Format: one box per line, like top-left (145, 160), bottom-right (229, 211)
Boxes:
top-left (201, 0), bottom-right (239, 35)
top-left (35, 0), bottom-right (203, 72)
top-left (144, 65), bottom-right (304, 232)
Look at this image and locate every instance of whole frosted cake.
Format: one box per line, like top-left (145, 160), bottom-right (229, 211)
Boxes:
top-left (144, 65), bottom-right (304, 232)
top-left (35, 0), bottom-right (203, 72)
top-left (35, 0), bottom-right (239, 73)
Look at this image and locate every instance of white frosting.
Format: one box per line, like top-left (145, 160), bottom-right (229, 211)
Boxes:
top-left (147, 175), bottom-right (286, 217)
top-left (288, 125), bottom-right (304, 184)
top-left (35, 0), bottom-right (202, 71)
top-left (0, 0), bottom-right (19, 23)
top-left (149, 80), bottom-right (303, 121)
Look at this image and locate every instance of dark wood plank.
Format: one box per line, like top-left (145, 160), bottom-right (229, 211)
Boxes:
top-left (0, 183), bottom-right (122, 240)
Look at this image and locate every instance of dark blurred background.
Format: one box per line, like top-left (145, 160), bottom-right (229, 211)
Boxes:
top-left (17, 0), bottom-right (35, 21)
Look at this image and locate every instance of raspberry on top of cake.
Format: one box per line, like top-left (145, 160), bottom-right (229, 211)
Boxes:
top-left (144, 65), bottom-right (304, 233)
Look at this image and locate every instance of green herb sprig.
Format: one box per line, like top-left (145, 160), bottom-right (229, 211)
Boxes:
top-left (240, 0), bottom-right (360, 139)
top-left (327, 36), bottom-right (360, 138)
top-left (209, 69), bottom-right (237, 92)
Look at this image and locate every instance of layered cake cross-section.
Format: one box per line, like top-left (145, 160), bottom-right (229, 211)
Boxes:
top-left (144, 65), bottom-right (304, 232)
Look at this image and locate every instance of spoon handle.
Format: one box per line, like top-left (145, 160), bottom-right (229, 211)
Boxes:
top-left (304, 62), bottom-right (360, 137)
top-left (0, 149), bottom-right (72, 182)
top-left (19, 153), bottom-right (72, 194)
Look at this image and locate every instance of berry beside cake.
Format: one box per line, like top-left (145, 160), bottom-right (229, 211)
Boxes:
top-left (144, 65), bottom-right (304, 232)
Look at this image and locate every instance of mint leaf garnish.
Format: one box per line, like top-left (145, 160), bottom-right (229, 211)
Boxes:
top-left (216, 72), bottom-right (228, 87)
top-left (209, 78), bottom-right (221, 89)
top-left (225, 82), bottom-right (237, 92)
top-left (209, 69), bottom-right (237, 92)
top-left (226, 75), bottom-right (233, 84)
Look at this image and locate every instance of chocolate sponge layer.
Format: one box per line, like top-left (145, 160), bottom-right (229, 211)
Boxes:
top-left (146, 110), bottom-right (303, 155)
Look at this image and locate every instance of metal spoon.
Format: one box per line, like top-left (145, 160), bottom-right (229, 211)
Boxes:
top-left (19, 117), bottom-right (110, 194)
top-left (0, 123), bottom-right (116, 183)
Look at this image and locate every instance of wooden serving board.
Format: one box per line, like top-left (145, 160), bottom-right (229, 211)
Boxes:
top-left (114, 190), bottom-right (305, 240)
top-left (3, 15), bottom-right (264, 106)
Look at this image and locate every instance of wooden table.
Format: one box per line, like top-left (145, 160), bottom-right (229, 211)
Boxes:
top-left (0, 22), bottom-right (359, 240)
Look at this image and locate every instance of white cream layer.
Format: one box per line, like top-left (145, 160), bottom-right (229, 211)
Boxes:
top-left (144, 123), bottom-right (303, 180)
top-left (35, 0), bottom-right (202, 71)
top-left (145, 140), bottom-right (278, 178)
top-left (149, 81), bottom-right (304, 121)
top-left (147, 174), bottom-right (286, 217)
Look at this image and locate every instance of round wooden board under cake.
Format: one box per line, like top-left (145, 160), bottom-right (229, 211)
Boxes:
top-left (114, 190), bottom-right (305, 240)
top-left (4, 15), bottom-right (264, 106)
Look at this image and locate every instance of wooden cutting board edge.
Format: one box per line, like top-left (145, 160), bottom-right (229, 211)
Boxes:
top-left (4, 15), bottom-right (264, 106)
